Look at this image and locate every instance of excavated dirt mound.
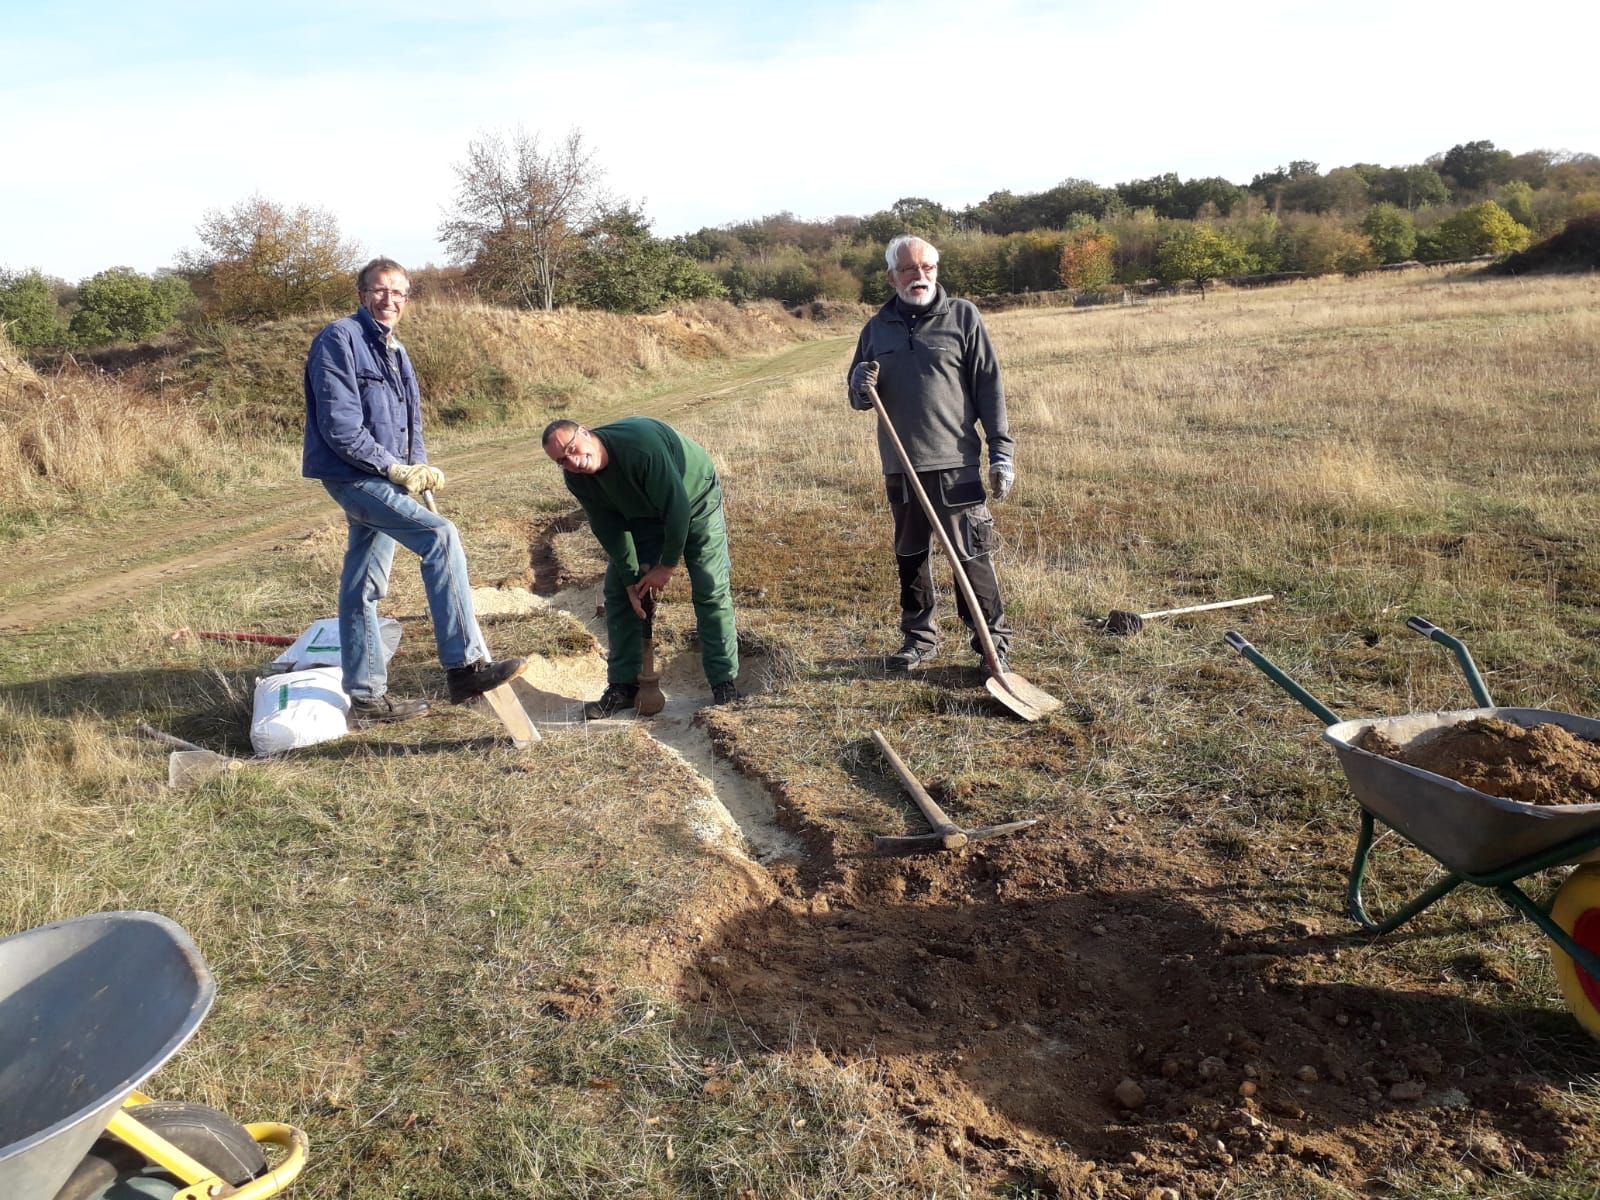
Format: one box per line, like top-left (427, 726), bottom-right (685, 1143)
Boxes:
top-left (684, 826), bottom-right (1594, 1196)
top-left (1358, 716), bottom-right (1600, 806)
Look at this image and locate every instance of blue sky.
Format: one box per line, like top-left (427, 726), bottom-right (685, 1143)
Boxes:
top-left (3, 0), bottom-right (1596, 280)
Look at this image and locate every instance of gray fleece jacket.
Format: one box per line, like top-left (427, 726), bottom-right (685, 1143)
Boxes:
top-left (847, 286), bottom-right (1013, 476)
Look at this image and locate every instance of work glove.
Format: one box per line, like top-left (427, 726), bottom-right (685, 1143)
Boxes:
top-left (988, 457), bottom-right (1015, 502)
top-left (848, 360), bottom-right (879, 411)
top-left (387, 462), bottom-right (445, 494)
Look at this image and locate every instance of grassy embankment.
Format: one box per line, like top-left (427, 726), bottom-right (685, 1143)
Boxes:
top-left (4, 271), bottom-right (1600, 1198)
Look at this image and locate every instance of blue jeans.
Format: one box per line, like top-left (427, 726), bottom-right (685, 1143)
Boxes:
top-left (322, 477), bottom-right (489, 702)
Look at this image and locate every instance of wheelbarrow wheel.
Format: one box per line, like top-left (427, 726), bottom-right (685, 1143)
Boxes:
top-left (1550, 864), bottom-right (1600, 1042)
top-left (50, 1102), bottom-right (267, 1200)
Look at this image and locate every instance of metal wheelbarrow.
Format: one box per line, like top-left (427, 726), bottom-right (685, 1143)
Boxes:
top-left (1227, 618), bottom-right (1600, 1041)
top-left (0, 911), bottom-right (308, 1199)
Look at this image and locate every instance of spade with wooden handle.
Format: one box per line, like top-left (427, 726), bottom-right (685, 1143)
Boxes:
top-left (136, 723), bottom-right (246, 789)
top-left (863, 384), bottom-right (1061, 722)
top-left (422, 489), bottom-right (541, 748)
top-left (636, 590), bottom-right (666, 717)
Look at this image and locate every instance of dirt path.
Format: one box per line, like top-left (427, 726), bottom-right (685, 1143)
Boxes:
top-left (0, 338), bottom-right (847, 636)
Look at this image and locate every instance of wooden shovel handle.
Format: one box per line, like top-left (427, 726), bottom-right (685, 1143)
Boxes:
top-left (136, 723), bottom-right (205, 753)
top-left (1140, 593), bottom-right (1274, 620)
top-left (865, 385), bottom-right (1003, 673)
top-left (871, 729), bottom-right (967, 849)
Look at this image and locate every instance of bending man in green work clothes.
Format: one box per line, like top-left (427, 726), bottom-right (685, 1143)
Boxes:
top-left (541, 417), bottom-right (741, 718)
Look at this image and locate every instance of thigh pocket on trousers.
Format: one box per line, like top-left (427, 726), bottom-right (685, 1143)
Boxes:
top-left (955, 505), bottom-right (996, 558)
top-left (937, 467), bottom-right (986, 508)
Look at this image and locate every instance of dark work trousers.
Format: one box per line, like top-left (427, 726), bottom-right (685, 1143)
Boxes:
top-left (887, 468), bottom-right (1013, 657)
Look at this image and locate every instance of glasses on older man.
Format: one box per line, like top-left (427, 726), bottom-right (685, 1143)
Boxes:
top-left (363, 286), bottom-right (409, 300)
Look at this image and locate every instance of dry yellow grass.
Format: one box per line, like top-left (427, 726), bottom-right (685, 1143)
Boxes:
top-left (5, 268), bottom-right (1600, 1198)
top-left (0, 297), bottom-right (835, 529)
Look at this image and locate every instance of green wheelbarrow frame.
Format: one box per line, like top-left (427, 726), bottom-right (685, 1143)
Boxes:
top-left (1225, 620), bottom-right (1600, 989)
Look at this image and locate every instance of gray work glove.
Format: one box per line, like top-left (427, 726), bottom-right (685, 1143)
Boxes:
top-left (988, 457), bottom-right (1015, 502)
top-left (848, 360), bottom-right (879, 411)
top-left (388, 462), bottom-right (445, 494)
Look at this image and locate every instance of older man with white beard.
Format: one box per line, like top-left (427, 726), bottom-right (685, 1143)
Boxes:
top-left (846, 235), bottom-right (1016, 673)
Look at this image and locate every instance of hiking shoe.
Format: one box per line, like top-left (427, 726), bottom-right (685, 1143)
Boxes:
top-left (583, 682), bottom-right (639, 720)
top-left (986, 649), bottom-right (1011, 674)
top-left (710, 681), bottom-right (742, 705)
top-left (349, 694), bottom-right (429, 726)
top-left (446, 657), bottom-right (526, 705)
top-left (887, 641), bottom-right (935, 672)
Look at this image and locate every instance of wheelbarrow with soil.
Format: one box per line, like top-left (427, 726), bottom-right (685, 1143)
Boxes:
top-left (1226, 618), bottom-right (1600, 1040)
top-left (0, 910), bottom-right (308, 1199)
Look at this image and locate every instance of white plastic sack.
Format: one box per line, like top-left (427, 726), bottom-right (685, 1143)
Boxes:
top-left (270, 617), bottom-right (401, 671)
top-left (250, 666), bottom-right (349, 756)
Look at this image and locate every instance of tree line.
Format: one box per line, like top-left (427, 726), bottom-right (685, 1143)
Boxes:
top-left (674, 141), bottom-right (1598, 305)
top-left (3, 135), bottom-right (1595, 353)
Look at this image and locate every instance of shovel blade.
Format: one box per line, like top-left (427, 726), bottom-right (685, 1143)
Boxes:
top-left (167, 749), bottom-right (242, 789)
top-left (474, 684), bottom-right (542, 749)
top-left (986, 672), bottom-right (1062, 721)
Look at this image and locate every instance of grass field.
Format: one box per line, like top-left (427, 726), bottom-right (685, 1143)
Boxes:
top-left (4, 268), bottom-right (1600, 1198)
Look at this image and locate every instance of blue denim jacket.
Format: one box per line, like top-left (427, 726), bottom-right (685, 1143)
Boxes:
top-left (302, 306), bottom-right (426, 481)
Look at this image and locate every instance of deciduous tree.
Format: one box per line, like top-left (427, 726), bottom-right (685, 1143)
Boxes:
top-left (1439, 140), bottom-right (1513, 195)
top-left (1057, 228), bottom-right (1117, 292)
top-left (1156, 226), bottom-right (1250, 291)
top-left (1368, 164), bottom-right (1449, 210)
top-left (570, 205), bottom-right (723, 313)
top-left (0, 269), bottom-right (67, 350)
top-left (1360, 204), bottom-right (1417, 263)
top-left (68, 268), bottom-right (191, 347)
top-left (440, 128), bottom-right (604, 311)
top-left (1419, 201), bottom-right (1531, 260)
top-left (180, 196), bottom-right (360, 322)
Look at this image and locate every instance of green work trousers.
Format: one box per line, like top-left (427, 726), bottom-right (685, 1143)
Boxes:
top-left (604, 503), bottom-right (738, 687)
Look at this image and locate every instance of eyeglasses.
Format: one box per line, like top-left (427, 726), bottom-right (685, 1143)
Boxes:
top-left (363, 287), bottom-right (409, 300)
top-left (550, 427), bottom-right (585, 465)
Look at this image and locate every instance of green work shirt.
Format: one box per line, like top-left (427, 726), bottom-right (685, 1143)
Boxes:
top-left (562, 417), bottom-right (720, 576)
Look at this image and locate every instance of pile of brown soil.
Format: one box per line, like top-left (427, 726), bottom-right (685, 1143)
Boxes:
top-left (1358, 716), bottom-right (1600, 806)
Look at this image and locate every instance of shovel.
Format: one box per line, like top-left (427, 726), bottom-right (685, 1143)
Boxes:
top-left (135, 723), bottom-right (245, 789)
top-left (864, 384), bottom-right (1062, 721)
top-left (422, 489), bottom-right (541, 748)
top-left (636, 590), bottom-right (666, 717)
top-left (1100, 593), bottom-right (1274, 636)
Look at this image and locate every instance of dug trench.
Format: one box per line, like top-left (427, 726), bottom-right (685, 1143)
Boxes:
top-left (505, 512), bottom-right (1600, 1197)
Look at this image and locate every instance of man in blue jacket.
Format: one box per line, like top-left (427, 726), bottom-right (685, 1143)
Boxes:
top-left (303, 257), bottom-right (521, 724)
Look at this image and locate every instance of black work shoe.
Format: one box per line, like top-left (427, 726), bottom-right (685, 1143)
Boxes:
top-left (710, 681), bottom-right (742, 705)
top-left (887, 642), bottom-right (935, 672)
top-left (583, 682), bottom-right (639, 720)
top-left (349, 694), bottom-right (430, 726)
top-left (446, 657), bottom-right (526, 705)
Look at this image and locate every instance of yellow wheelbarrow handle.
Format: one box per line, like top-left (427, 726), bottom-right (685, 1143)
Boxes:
top-left (106, 1104), bottom-right (310, 1200)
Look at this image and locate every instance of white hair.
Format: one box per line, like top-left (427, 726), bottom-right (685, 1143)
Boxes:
top-left (885, 235), bottom-right (939, 272)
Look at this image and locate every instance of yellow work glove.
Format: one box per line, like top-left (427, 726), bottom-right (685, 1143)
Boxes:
top-left (387, 463), bottom-right (445, 494)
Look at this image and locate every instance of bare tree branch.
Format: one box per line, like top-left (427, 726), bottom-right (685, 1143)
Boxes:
top-left (439, 128), bottom-right (605, 311)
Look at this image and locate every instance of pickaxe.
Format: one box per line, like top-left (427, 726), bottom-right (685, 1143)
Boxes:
top-left (869, 729), bottom-right (1038, 854)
